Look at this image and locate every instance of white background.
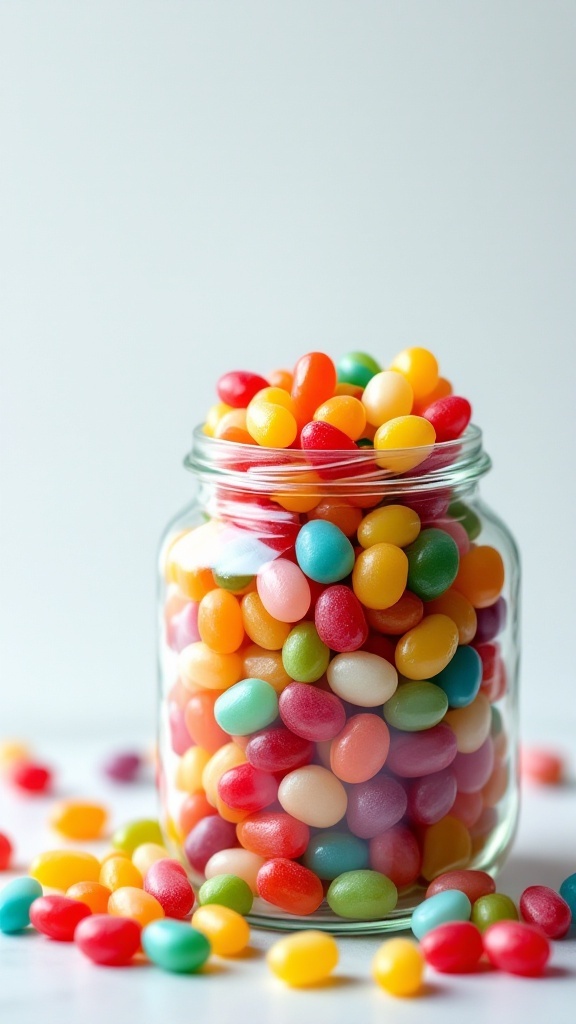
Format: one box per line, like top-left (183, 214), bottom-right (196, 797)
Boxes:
top-left (1, 1), bottom-right (575, 740)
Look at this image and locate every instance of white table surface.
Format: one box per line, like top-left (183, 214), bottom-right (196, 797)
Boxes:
top-left (1, 736), bottom-right (575, 1024)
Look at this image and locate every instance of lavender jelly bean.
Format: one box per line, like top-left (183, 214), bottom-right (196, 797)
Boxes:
top-left (346, 775), bottom-right (408, 839)
top-left (386, 723), bottom-right (458, 777)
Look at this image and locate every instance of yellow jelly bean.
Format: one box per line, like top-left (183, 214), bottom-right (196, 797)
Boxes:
top-left (267, 931), bottom-right (339, 987)
top-left (241, 593), bottom-right (291, 650)
top-left (251, 386), bottom-right (295, 412)
top-left (180, 642), bottom-right (243, 691)
top-left (197, 589), bottom-right (245, 654)
top-left (361, 370), bottom-right (414, 428)
top-left (192, 905), bottom-right (251, 956)
top-left (213, 408), bottom-right (252, 444)
top-left (49, 800), bottom-right (108, 840)
top-left (100, 855), bottom-right (143, 891)
top-left (202, 743), bottom-right (247, 807)
top-left (246, 400), bottom-right (298, 448)
top-left (352, 544), bottom-right (408, 610)
top-left (203, 401), bottom-right (233, 437)
top-left (425, 589), bottom-right (477, 645)
top-left (313, 395), bottom-right (367, 441)
top-left (389, 346), bottom-right (439, 401)
top-left (108, 886), bottom-right (165, 927)
top-left (374, 416), bottom-right (436, 473)
top-left (29, 850), bottom-right (101, 890)
top-left (454, 545), bottom-right (505, 608)
top-left (176, 747), bottom-right (212, 794)
top-left (372, 938), bottom-right (424, 997)
top-left (131, 843), bottom-right (170, 876)
top-left (421, 816), bottom-right (472, 881)
top-left (272, 471), bottom-right (321, 514)
top-left (357, 505), bottom-right (421, 549)
top-left (444, 692), bottom-right (492, 753)
top-left (242, 645), bottom-right (293, 693)
top-left (395, 614), bottom-right (459, 680)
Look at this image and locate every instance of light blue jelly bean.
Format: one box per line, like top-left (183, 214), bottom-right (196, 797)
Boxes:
top-left (303, 832), bottom-right (369, 880)
top-left (433, 645), bottom-right (483, 708)
top-left (0, 876), bottom-right (43, 934)
top-left (559, 873), bottom-right (576, 922)
top-left (142, 920), bottom-right (211, 973)
top-left (411, 888), bottom-right (472, 940)
top-left (295, 521), bottom-right (355, 584)
top-left (214, 678), bottom-right (279, 736)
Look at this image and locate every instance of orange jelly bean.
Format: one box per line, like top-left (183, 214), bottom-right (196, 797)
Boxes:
top-left (108, 887), bottom-right (165, 927)
top-left (308, 499), bottom-right (363, 538)
top-left (454, 546), bottom-right (505, 608)
top-left (179, 642), bottom-right (243, 691)
top-left (241, 592), bottom-right (291, 650)
top-left (426, 589), bottom-right (478, 644)
top-left (313, 395), bottom-right (367, 441)
top-left (421, 816), bottom-right (472, 881)
top-left (242, 644), bottom-right (292, 693)
top-left (185, 691), bottom-right (230, 753)
top-left (66, 881), bottom-right (112, 915)
top-left (197, 589), bottom-right (245, 654)
top-left (291, 351), bottom-right (337, 429)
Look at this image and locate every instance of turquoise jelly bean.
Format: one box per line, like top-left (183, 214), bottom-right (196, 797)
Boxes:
top-left (326, 870), bottom-right (398, 920)
top-left (295, 521), bottom-right (355, 584)
top-left (559, 873), bottom-right (576, 921)
top-left (337, 351), bottom-right (381, 388)
top-left (411, 889), bottom-right (472, 940)
top-left (0, 877), bottom-right (43, 933)
top-left (382, 681), bottom-right (449, 732)
top-left (303, 833), bottom-right (369, 880)
top-left (142, 920), bottom-right (211, 973)
top-left (198, 874), bottom-right (253, 915)
top-left (433, 646), bottom-right (483, 708)
top-left (214, 678), bottom-right (278, 735)
top-left (282, 623), bottom-right (330, 683)
top-left (405, 528), bottom-right (460, 602)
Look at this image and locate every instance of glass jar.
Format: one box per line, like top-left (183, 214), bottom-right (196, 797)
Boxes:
top-left (157, 425), bottom-right (520, 933)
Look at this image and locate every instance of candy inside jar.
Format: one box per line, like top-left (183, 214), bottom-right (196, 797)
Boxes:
top-left (157, 348), bottom-right (520, 933)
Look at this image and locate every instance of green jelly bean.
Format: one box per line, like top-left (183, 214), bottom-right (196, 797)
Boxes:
top-left (405, 528), bottom-right (460, 601)
top-left (490, 705), bottom-right (504, 737)
top-left (448, 500), bottom-right (482, 540)
top-left (282, 623), bottom-right (330, 683)
top-left (142, 920), bottom-right (211, 973)
top-left (357, 438), bottom-right (375, 448)
top-left (214, 678), bottom-right (278, 736)
top-left (337, 351), bottom-right (381, 388)
top-left (303, 833), bottom-right (369, 880)
top-left (471, 893), bottom-right (518, 932)
top-left (212, 571), bottom-right (254, 592)
top-left (327, 870), bottom-right (398, 920)
top-left (0, 877), bottom-right (43, 934)
top-left (383, 680), bottom-right (449, 731)
top-left (198, 873), bottom-right (253, 915)
top-left (112, 819), bottom-right (163, 854)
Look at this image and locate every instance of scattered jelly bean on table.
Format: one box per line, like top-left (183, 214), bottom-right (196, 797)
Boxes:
top-left (49, 800), bottom-right (108, 840)
top-left (74, 914), bottom-right (142, 966)
top-left (112, 819), bottom-right (164, 854)
top-left (411, 889), bottom-right (472, 940)
top-left (482, 920), bottom-right (551, 976)
top-left (471, 892), bottom-right (519, 931)
top-left (142, 919), bottom-right (212, 974)
top-left (0, 832), bottom-right (13, 871)
top-left (420, 920), bottom-right (484, 973)
top-left (101, 751), bottom-right (142, 783)
top-left (100, 855), bottom-right (143, 892)
top-left (267, 930), bottom-right (339, 986)
top-left (143, 859), bottom-right (195, 918)
top-left (29, 850), bottom-right (101, 890)
top-left (372, 938), bottom-right (424, 997)
top-left (9, 761), bottom-right (53, 794)
top-left (29, 894), bottom-right (91, 941)
top-left (559, 872), bottom-right (576, 920)
top-left (519, 885), bottom-right (571, 939)
top-left (198, 873), bottom-right (253, 915)
top-left (192, 905), bottom-right (250, 956)
top-left (520, 747), bottom-right (565, 785)
top-left (131, 842), bottom-right (170, 876)
top-left (108, 887), bottom-right (165, 928)
top-left (66, 881), bottom-right (112, 915)
top-left (0, 877), bottom-right (43, 934)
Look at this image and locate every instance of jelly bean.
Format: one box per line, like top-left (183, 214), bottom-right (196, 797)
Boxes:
top-left (433, 645), bottom-right (482, 708)
top-left (178, 794), bottom-right (215, 838)
top-left (372, 938), bottom-right (424, 996)
top-left (205, 849), bottom-right (265, 894)
top-left (519, 885), bottom-right (571, 939)
top-left (452, 737), bottom-right (495, 793)
top-left (327, 870), bottom-right (398, 920)
top-left (184, 816), bottom-right (239, 874)
top-left (367, 591), bottom-right (424, 635)
top-left (448, 499), bottom-right (482, 540)
top-left (0, 877), bottom-right (43, 933)
top-left (108, 886), bottom-right (165, 927)
top-left (256, 559), bottom-right (311, 623)
top-left (363, 631), bottom-right (397, 662)
top-left (450, 790), bottom-right (484, 828)
top-left (474, 597), bottom-right (507, 643)
top-left (267, 930), bottom-right (339, 986)
top-left (217, 370), bottom-right (270, 408)
top-left (102, 751), bottom-right (142, 783)
top-left (520, 747), bottom-right (565, 785)
top-left (268, 368), bottom-right (293, 391)
top-left (420, 920), bottom-right (483, 972)
top-left (213, 569), bottom-right (253, 592)
top-left (383, 680), bottom-right (449, 732)
top-left (236, 811), bottom-right (310, 860)
top-left (346, 776), bottom-right (407, 839)
top-left (361, 370), bottom-right (413, 427)
top-left (202, 743), bottom-right (246, 805)
top-left (29, 850), bottom-right (101, 889)
top-left (421, 816), bottom-right (472, 880)
top-left (408, 768), bottom-right (457, 825)
top-left (246, 399), bottom-right (298, 448)
top-left (395, 614), bottom-right (459, 680)
top-left (198, 873), bottom-right (253, 915)
top-left (66, 881), bottom-right (112, 915)
top-left (242, 644), bottom-right (292, 692)
top-left (241, 593), bottom-right (291, 650)
top-left (49, 800), bottom-right (108, 841)
top-left (180, 642), bottom-right (243, 691)
top-left (291, 351), bottom-right (337, 430)
top-left (278, 765), bottom-right (348, 827)
top-left (352, 543), bottom-right (408, 609)
top-left (307, 498), bottom-right (363, 537)
top-left (143, 859), bottom-right (195, 919)
top-left (412, 375), bottom-right (452, 413)
top-left (313, 395), bottom-right (367, 440)
top-left (386, 723), bottom-right (457, 777)
top-left (213, 408), bottom-right (252, 443)
top-left (303, 832), bottom-right (369, 880)
top-left (411, 889), bottom-right (471, 940)
top-left (482, 921), bottom-right (550, 976)
top-left (471, 892), bottom-right (518, 931)
top-left (176, 746), bottom-right (212, 793)
top-left (192, 904), bottom-right (250, 956)
top-left (0, 832), bottom-right (13, 870)
top-left (428, 516), bottom-right (471, 558)
top-left (300, 419), bottom-right (358, 455)
top-left (337, 350), bottom-right (381, 388)
top-left (358, 505), bottom-right (420, 550)
top-left (421, 395), bottom-right (471, 442)
top-left (282, 622), bottom-right (330, 682)
top-left (100, 856), bottom-right (143, 892)
top-left (203, 400), bottom-right (232, 436)
top-left (444, 692), bottom-right (491, 753)
top-left (330, 714), bottom-right (391, 783)
top-left (166, 601), bottom-right (201, 653)
top-left (75, 914), bottom-right (141, 966)
top-left (295, 520), bottom-right (355, 583)
top-left (389, 346), bottom-right (439, 401)
top-left (426, 589), bottom-right (477, 644)
top-left (368, 826), bottom-right (421, 888)
top-left (427, 873), bottom-right (495, 907)
top-left (245, 727), bottom-right (314, 773)
top-left (250, 385), bottom-right (296, 411)
top-left (327, 651), bottom-right (398, 707)
top-left (169, 701), bottom-right (193, 756)
top-left (214, 677), bottom-right (279, 736)
top-left (405, 528), bottom-right (460, 602)
top-left (454, 546), bottom-right (505, 608)
top-left (0, 739), bottom-right (31, 769)
top-left (218, 763), bottom-right (278, 813)
top-left (9, 760), bottom-right (52, 793)
top-left (29, 895), bottom-right (91, 941)
top-left (374, 416), bottom-right (436, 473)
top-left (476, 641), bottom-right (508, 702)
top-left (184, 692), bottom-right (230, 754)
top-left (314, 585), bottom-right (368, 652)
top-left (142, 919), bottom-right (211, 973)
top-left (197, 589), bottom-right (245, 653)
top-left (257, 858), bottom-right (324, 915)
top-left (559, 872), bottom-right (576, 919)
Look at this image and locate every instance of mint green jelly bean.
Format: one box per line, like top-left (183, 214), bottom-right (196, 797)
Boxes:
top-left (198, 873), bottom-right (253, 915)
top-left (282, 623), bottom-right (330, 683)
top-left (326, 870), bottom-right (398, 920)
top-left (142, 919), bottom-right (211, 973)
top-left (448, 500), bottom-right (482, 541)
top-left (112, 819), bottom-right (163, 854)
top-left (383, 681), bottom-right (449, 731)
top-left (411, 889), bottom-right (471, 940)
top-left (405, 528), bottom-right (460, 602)
top-left (0, 877), bottom-right (43, 934)
top-left (471, 893), bottom-right (518, 932)
top-left (214, 678), bottom-right (278, 736)
top-left (337, 351), bottom-right (381, 388)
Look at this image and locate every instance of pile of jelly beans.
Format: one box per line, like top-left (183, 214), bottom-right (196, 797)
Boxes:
top-left (160, 346), bottom-right (512, 923)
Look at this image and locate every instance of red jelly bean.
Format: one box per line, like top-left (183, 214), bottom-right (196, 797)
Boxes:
top-left (236, 811), bottom-right (310, 859)
top-left (386, 724), bottom-right (458, 778)
top-left (217, 763), bottom-right (279, 813)
top-left (426, 869), bottom-right (496, 903)
top-left (407, 768), bottom-right (457, 825)
top-left (475, 642), bottom-right (507, 703)
top-left (278, 682), bottom-right (346, 742)
top-left (519, 885), bottom-right (572, 939)
top-left (245, 727), bottom-right (314, 773)
top-left (102, 752), bottom-right (142, 783)
top-left (403, 489), bottom-right (451, 522)
top-left (363, 631), bottom-right (396, 663)
top-left (9, 761), bottom-right (52, 794)
top-left (30, 895), bottom-right (91, 941)
top-left (0, 832), bottom-right (13, 870)
top-left (256, 858), bottom-right (324, 915)
top-left (143, 858), bottom-right (195, 919)
top-left (184, 816), bottom-right (239, 873)
top-left (520, 748), bottom-right (565, 785)
top-left (366, 592), bottom-right (424, 636)
top-left (291, 352), bottom-right (337, 430)
top-left (346, 776), bottom-right (408, 839)
top-left (75, 914), bottom-right (142, 966)
top-left (421, 920), bottom-right (484, 973)
top-left (483, 921), bottom-right (551, 976)
top-left (314, 586), bottom-right (368, 653)
top-left (368, 825), bottom-right (421, 888)
top-left (421, 396), bottom-right (472, 442)
top-left (300, 421), bottom-right (358, 451)
top-left (217, 370), bottom-right (270, 408)
top-left (474, 598), bottom-right (507, 644)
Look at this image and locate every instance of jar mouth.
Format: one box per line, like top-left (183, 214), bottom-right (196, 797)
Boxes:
top-left (185, 424), bottom-right (491, 498)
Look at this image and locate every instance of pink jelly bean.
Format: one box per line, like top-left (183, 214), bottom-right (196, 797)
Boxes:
top-left (168, 701), bottom-right (193, 756)
top-left (101, 752), bottom-right (142, 783)
top-left (278, 682), bottom-right (346, 742)
top-left (452, 737), bottom-right (495, 793)
top-left (217, 763), bottom-right (279, 813)
top-left (519, 885), bottom-right (572, 939)
top-left (386, 724), bottom-right (458, 778)
top-left (314, 586), bottom-right (368, 653)
top-left (245, 727), bottom-right (314, 773)
top-left (167, 602), bottom-right (200, 653)
top-left (256, 559), bottom-right (311, 623)
top-left (407, 768), bottom-right (457, 825)
top-left (184, 815), bottom-right (238, 873)
top-left (144, 858), bottom-right (195, 918)
top-left (474, 598), bottom-right (507, 644)
top-left (217, 370), bottom-right (270, 407)
top-left (424, 517), bottom-right (470, 557)
top-left (346, 775), bottom-right (408, 839)
top-left (368, 824), bottom-right (422, 888)
top-left (450, 790), bottom-right (484, 828)
top-left (330, 714), bottom-right (390, 784)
